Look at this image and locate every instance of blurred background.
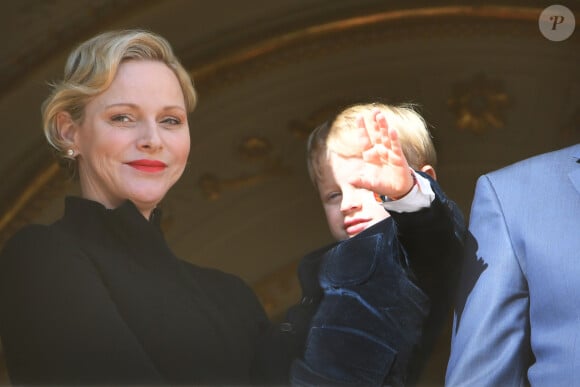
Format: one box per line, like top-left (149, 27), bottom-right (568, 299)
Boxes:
top-left (0, 0), bottom-right (578, 384)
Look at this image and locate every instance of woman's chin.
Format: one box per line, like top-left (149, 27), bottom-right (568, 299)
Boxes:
top-left (126, 190), bottom-right (167, 209)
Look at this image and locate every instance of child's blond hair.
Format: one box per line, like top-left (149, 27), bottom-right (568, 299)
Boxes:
top-left (307, 102), bottom-right (437, 187)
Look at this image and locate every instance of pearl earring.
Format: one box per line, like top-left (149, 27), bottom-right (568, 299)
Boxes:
top-left (66, 149), bottom-right (75, 157)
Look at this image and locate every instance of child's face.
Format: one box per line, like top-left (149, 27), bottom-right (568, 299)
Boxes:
top-left (317, 152), bottom-right (390, 241)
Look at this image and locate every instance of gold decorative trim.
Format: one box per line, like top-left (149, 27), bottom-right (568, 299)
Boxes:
top-left (198, 136), bottom-right (292, 200)
top-left (252, 259), bottom-right (300, 320)
top-left (448, 73), bottom-right (511, 133)
top-left (0, 0), bottom-right (159, 100)
top-left (0, 162), bottom-right (61, 246)
top-left (191, 6), bottom-right (544, 83)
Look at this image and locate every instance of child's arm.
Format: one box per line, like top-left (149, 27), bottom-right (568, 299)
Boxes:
top-left (336, 109), bottom-right (466, 383)
top-left (349, 108), bottom-right (466, 297)
top-left (390, 175), bottom-right (466, 383)
top-left (355, 108), bottom-right (466, 381)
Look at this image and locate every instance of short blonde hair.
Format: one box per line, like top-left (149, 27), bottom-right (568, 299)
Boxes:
top-left (42, 29), bottom-right (197, 163)
top-left (307, 102), bottom-right (437, 186)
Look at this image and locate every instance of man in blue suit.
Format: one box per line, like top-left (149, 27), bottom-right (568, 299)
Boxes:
top-left (446, 143), bottom-right (580, 386)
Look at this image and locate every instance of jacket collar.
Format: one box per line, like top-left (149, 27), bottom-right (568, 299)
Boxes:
top-left (62, 195), bottom-right (162, 228)
top-left (59, 197), bottom-right (167, 258)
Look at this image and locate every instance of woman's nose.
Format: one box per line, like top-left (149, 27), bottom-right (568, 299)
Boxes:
top-left (137, 121), bottom-right (163, 151)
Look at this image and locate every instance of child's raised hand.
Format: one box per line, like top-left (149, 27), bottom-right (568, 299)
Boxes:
top-left (349, 109), bottom-right (415, 199)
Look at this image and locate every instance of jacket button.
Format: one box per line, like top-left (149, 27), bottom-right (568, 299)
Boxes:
top-left (279, 323), bottom-right (294, 332)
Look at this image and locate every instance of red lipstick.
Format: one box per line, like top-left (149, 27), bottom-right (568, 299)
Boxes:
top-left (126, 159), bottom-right (167, 173)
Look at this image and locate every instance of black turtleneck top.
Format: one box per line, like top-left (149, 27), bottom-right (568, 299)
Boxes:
top-left (0, 197), bottom-right (279, 385)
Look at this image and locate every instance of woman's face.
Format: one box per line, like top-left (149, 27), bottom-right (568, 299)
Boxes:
top-left (71, 60), bottom-right (190, 218)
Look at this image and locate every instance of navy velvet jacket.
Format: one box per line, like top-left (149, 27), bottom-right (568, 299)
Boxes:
top-left (0, 197), bottom-right (293, 385)
top-left (289, 174), bottom-right (466, 386)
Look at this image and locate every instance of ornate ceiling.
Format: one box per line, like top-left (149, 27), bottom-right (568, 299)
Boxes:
top-left (0, 0), bottom-right (578, 384)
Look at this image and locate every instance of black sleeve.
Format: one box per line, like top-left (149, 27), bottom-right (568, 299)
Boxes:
top-left (0, 225), bottom-right (164, 385)
top-left (215, 272), bottom-right (288, 385)
top-left (389, 173), bottom-right (467, 383)
top-left (389, 173), bottom-right (466, 299)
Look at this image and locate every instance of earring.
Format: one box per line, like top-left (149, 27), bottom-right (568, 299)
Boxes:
top-left (66, 149), bottom-right (75, 158)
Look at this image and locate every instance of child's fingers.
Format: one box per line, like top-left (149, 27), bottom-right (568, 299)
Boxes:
top-left (356, 116), bottom-right (373, 150)
top-left (376, 112), bottom-right (389, 139)
top-left (388, 126), bottom-right (403, 156)
top-left (387, 126), bottom-right (411, 168)
top-left (374, 144), bottom-right (390, 162)
top-left (366, 110), bottom-right (383, 145)
top-left (376, 112), bottom-right (394, 151)
top-left (349, 172), bottom-right (378, 192)
top-left (362, 147), bottom-right (382, 164)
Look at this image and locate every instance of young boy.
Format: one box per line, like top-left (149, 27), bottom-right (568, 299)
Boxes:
top-left (289, 103), bottom-right (465, 386)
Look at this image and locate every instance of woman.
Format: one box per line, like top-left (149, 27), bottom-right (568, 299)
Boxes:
top-left (0, 29), bottom-right (293, 385)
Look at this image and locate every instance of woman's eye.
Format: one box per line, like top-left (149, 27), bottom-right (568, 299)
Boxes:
top-left (161, 117), bottom-right (181, 126)
top-left (111, 114), bottom-right (131, 123)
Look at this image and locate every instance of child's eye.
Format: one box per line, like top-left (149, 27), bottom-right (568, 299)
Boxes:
top-left (326, 192), bottom-right (342, 202)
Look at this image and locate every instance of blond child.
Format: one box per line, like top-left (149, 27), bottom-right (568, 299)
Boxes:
top-left (307, 103), bottom-right (438, 240)
top-left (289, 103), bottom-right (465, 386)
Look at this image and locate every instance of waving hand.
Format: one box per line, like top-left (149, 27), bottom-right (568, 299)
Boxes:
top-left (349, 109), bottom-right (414, 200)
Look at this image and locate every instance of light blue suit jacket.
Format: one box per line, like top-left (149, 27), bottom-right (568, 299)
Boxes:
top-left (446, 144), bottom-right (580, 387)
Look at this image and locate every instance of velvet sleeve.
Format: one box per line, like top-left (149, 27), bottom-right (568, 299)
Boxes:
top-left (0, 225), bottom-right (164, 385)
top-left (388, 174), bottom-right (466, 382)
top-left (389, 173), bottom-right (466, 302)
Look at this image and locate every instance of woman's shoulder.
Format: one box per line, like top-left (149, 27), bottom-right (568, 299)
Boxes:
top-left (3, 223), bottom-right (60, 250)
top-left (0, 223), bottom-right (73, 268)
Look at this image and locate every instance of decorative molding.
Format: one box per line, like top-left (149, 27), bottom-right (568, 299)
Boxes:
top-left (0, 0), bottom-right (157, 100)
top-left (198, 136), bottom-right (292, 200)
top-left (190, 6), bottom-right (545, 94)
top-left (0, 161), bottom-right (68, 247)
top-left (252, 259), bottom-right (300, 319)
top-left (288, 101), bottom-right (350, 140)
top-left (448, 73), bottom-right (511, 133)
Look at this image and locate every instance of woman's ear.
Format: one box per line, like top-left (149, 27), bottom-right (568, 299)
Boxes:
top-left (56, 111), bottom-right (78, 149)
top-left (420, 164), bottom-right (437, 180)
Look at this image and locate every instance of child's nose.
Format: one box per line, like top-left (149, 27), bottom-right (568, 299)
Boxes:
top-left (340, 190), bottom-right (361, 213)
